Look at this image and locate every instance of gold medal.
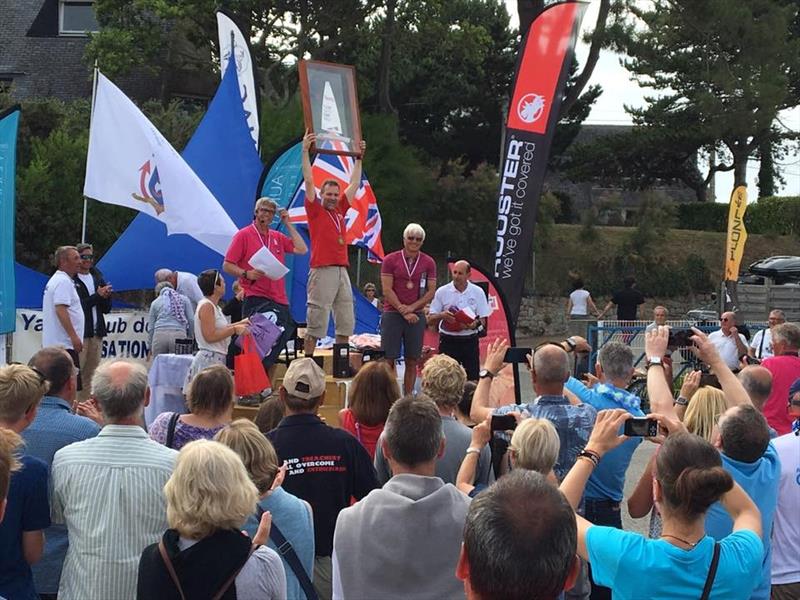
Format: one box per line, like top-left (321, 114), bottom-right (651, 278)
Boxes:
top-left (406, 281), bottom-right (414, 290)
top-left (338, 236), bottom-right (344, 245)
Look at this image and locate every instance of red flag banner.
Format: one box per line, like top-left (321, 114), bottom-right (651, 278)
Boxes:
top-left (494, 2), bottom-right (587, 325)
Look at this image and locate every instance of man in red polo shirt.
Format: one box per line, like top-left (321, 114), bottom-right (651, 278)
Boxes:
top-left (223, 197), bottom-right (307, 379)
top-left (301, 130), bottom-right (366, 357)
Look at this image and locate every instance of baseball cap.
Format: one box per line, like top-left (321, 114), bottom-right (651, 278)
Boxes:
top-left (283, 358), bottom-right (326, 400)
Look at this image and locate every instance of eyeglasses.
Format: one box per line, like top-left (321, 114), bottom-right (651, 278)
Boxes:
top-left (721, 318), bottom-right (730, 322)
top-left (80, 254), bottom-right (94, 260)
top-left (406, 236), bottom-right (423, 242)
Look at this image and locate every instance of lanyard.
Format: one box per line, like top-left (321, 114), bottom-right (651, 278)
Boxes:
top-left (251, 223), bottom-right (271, 249)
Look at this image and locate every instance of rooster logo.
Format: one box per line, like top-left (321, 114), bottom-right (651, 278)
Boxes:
top-left (517, 93), bottom-right (546, 124)
top-left (131, 159), bottom-right (165, 215)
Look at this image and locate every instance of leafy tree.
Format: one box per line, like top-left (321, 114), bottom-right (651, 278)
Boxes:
top-left (594, 0), bottom-right (800, 193)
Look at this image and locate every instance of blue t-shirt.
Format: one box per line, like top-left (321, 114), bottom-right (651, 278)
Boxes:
top-left (0, 455), bottom-right (51, 600)
top-left (586, 526), bottom-right (763, 599)
top-left (565, 377), bottom-right (643, 501)
top-left (705, 442), bottom-right (780, 600)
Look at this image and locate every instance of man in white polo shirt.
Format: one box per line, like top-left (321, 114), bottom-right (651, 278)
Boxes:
top-left (427, 260), bottom-right (491, 381)
top-left (708, 311), bottom-right (748, 371)
top-left (42, 246), bottom-right (85, 389)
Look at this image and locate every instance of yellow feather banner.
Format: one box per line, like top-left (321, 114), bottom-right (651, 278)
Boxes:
top-left (724, 186), bottom-right (748, 281)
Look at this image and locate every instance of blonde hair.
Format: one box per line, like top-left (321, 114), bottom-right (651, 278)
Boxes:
top-left (684, 386), bottom-right (728, 443)
top-left (164, 440), bottom-right (258, 539)
top-left (0, 429), bottom-right (22, 498)
top-left (421, 354), bottom-right (466, 408)
top-left (509, 418), bottom-right (560, 474)
top-left (215, 419), bottom-right (280, 495)
top-left (0, 365), bottom-right (48, 423)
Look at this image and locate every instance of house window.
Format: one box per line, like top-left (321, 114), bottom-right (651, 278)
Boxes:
top-left (59, 1), bottom-right (99, 36)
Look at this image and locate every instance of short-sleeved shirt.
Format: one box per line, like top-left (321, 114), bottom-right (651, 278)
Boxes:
top-left (430, 281), bottom-right (491, 336)
top-left (306, 193), bottom-right (350, 268)
top-left (267, 413), bottom-right (379, 557)
top-left (224, 224), bottom-right (295, 305)
top-left (761, 354), bottom-right (800, 435)
top-left (708, 329), bottom-right (748, 370)
top-left (569, 289), bottom-right (591, 315)
top-left (176, 271), bottom-right (204, 310)
top-left (705, 442), bottom-right (780, 600)
top-left (565, 377), bottom-right (644, 501)
top-left (0, 455), bottom-right (51, 600)
top-left (749, 329), bottom-right (774, 359)
top-left (42, 270), bottom-right (85, 349)
top-left (148, 412), bottom-right (225, 450)
top-left (586, 526), bottom-right (763, 599)
top-left (494, 395), bottom-right (597, 481)
top-left (611, 287), bottom-right (644, 320)
top-left (771, 433), bottom-right (800, 585)
top-left (381, 250), bottom-right (436, 311)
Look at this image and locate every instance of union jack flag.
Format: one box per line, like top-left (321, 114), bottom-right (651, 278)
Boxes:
top-left (286, 141), bottom-right (384, 262)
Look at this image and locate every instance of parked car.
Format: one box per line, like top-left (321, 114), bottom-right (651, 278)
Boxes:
top-left (748, 256), bottom-right (800, 284)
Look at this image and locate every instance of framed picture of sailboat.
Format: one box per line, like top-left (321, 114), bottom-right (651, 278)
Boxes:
top-left (298, 60), bottom-right (363, 157)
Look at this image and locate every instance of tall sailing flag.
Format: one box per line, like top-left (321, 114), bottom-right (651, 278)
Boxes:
top-left (724, 186), bottom-right (748, 281)
top-left (286, 141), bottom-right (385, 262)
top-left (493, 1), bottom-right (587, 325)
top-left (0, 105), bottom-right (20, 333)
top-left (216, 11), bottom-right (260, 149)
top-left (84, 72), bottom-right (238, 256)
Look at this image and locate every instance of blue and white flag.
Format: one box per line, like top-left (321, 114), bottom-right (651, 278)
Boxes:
top-left (84, 72), bottom-right (238, 255)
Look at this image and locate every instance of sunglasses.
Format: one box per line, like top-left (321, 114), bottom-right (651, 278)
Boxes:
top-left (406, 236), bottom-right (423, 242)
top-left (80, 255), bottom-right (94, 260)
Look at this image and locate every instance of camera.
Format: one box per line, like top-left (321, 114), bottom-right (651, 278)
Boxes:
top-left (490, 414), bottom-right (518, 432)
top-left (624, 417), bottom-right (659, 437)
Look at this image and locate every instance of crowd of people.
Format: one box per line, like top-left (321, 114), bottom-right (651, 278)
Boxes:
top-left (4, 132), bottom-right (797, 599)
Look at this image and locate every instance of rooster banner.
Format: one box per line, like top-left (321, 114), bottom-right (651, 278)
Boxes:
top-left (493, 2), bottom-right (587, 325)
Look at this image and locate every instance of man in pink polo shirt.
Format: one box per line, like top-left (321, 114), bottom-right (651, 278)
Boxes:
top-left (223, 197), bottom-right (307, 379)
top-left (761, 322), bottom-right (800, 435)
top-left (301, 130), bottom-right (366, 357)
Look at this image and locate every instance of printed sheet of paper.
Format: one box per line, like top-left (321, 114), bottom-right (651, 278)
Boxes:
top-left (249, 246), bottom-right (289, 280)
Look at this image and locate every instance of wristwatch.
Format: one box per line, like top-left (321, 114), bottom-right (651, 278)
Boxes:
top-left (674, 395), bottom-right (689, 406)
top-left (646, 356), bottom-right (664, 369)
top-left (242, 270), bottom-right (249, 280)
top-left (478, 369), bottom-right (495, 380)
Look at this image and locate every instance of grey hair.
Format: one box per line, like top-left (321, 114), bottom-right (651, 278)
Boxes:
top-left (154, 268), bottom-right (174, 284)
top-left (92, 360), bottom-right (149, 421)
top-left (383, 394), bottom-right (443, 467)
top-left (254, 197), bottom-right (277, 213)
top-left (769, 309), bottom-right (786, 321)
top-left (598, 341), bottom-right (634, 382)
top-left (155, 281), bottom-right (174, 294)
top-left (403, 223), bottom-right (425, 242)
top-left (736, 367), bottom-right (772, 410)
top-left (76, 242), bottom-right (93, 253)
top-left (54, 246), bottom-right (77, 267)
top-left (532, 346), bottom-right (570, 385)
top-left (773, 322), bottom-right (800, 350)
top-left (463, 470), bottom-right (577, 600)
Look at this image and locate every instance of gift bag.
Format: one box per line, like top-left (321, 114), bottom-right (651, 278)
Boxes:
top-left (234, 336), bottom-right (270, 397)
top-left (236, 312), bottom-right (283, 359)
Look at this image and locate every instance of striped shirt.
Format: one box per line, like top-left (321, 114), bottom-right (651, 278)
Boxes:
top-left (51, 425), bottom-right (177, 600)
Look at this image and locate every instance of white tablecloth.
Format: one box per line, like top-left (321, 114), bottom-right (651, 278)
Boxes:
top-left (145, 353), bottom-right (193, 426)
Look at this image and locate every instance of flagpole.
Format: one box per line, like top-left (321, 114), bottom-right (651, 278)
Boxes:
top-left (81, 60), bottom-right (99, 243)
top-left (356, 247), bottom-right (362, 288)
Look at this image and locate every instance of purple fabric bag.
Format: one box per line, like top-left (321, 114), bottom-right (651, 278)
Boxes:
top-left (236, 312), bottom-right (282, 359)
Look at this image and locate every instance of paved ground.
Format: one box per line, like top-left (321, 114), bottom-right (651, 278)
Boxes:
top-left (515, 335), bottom-right (655, 535)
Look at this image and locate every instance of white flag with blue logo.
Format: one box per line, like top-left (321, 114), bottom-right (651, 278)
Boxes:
top-left (83, 72), bottom-right (237, 255)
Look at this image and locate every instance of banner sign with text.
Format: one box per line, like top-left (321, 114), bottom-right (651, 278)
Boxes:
top-left (493, 2), bottom-right (587, 325)
top-left (11, 310), bottom-right (150, 365)
top-left (724, 186), bottom-right (748, 281)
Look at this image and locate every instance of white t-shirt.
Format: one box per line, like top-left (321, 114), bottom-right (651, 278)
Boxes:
top-left (42, 270), bottom-right (85, 349)
top-left (569, 289), bottom-right (591, 316)
top-left (430, 281), bottom-right (491, 336)
top-left (77, 272), bottom-right (97, 333)
top-left (177, 271), bottom-right (204, 310)
top-left (771, 432), bottom-right (800, 585)
top-left (749, 328), bottom-right (774, 359)
top-left (708, 329), bottom-right (747, 370)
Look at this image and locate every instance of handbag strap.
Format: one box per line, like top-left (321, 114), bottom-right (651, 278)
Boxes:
top-left (158, 539), bottom-right (258, 600)
top-left (258, 506), bottom-right (319, 600)
top-left (211, 544), bottom-right (259, 600)
top-left (165, 412), bottom-right (180, 450)
top-left (699, 542), bottom-right (721, 600)
top-left (158, 540), bottom-right (187, 600)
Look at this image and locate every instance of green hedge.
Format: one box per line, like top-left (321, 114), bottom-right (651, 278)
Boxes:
top-left (676, 196), bottom-right (800, 234)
